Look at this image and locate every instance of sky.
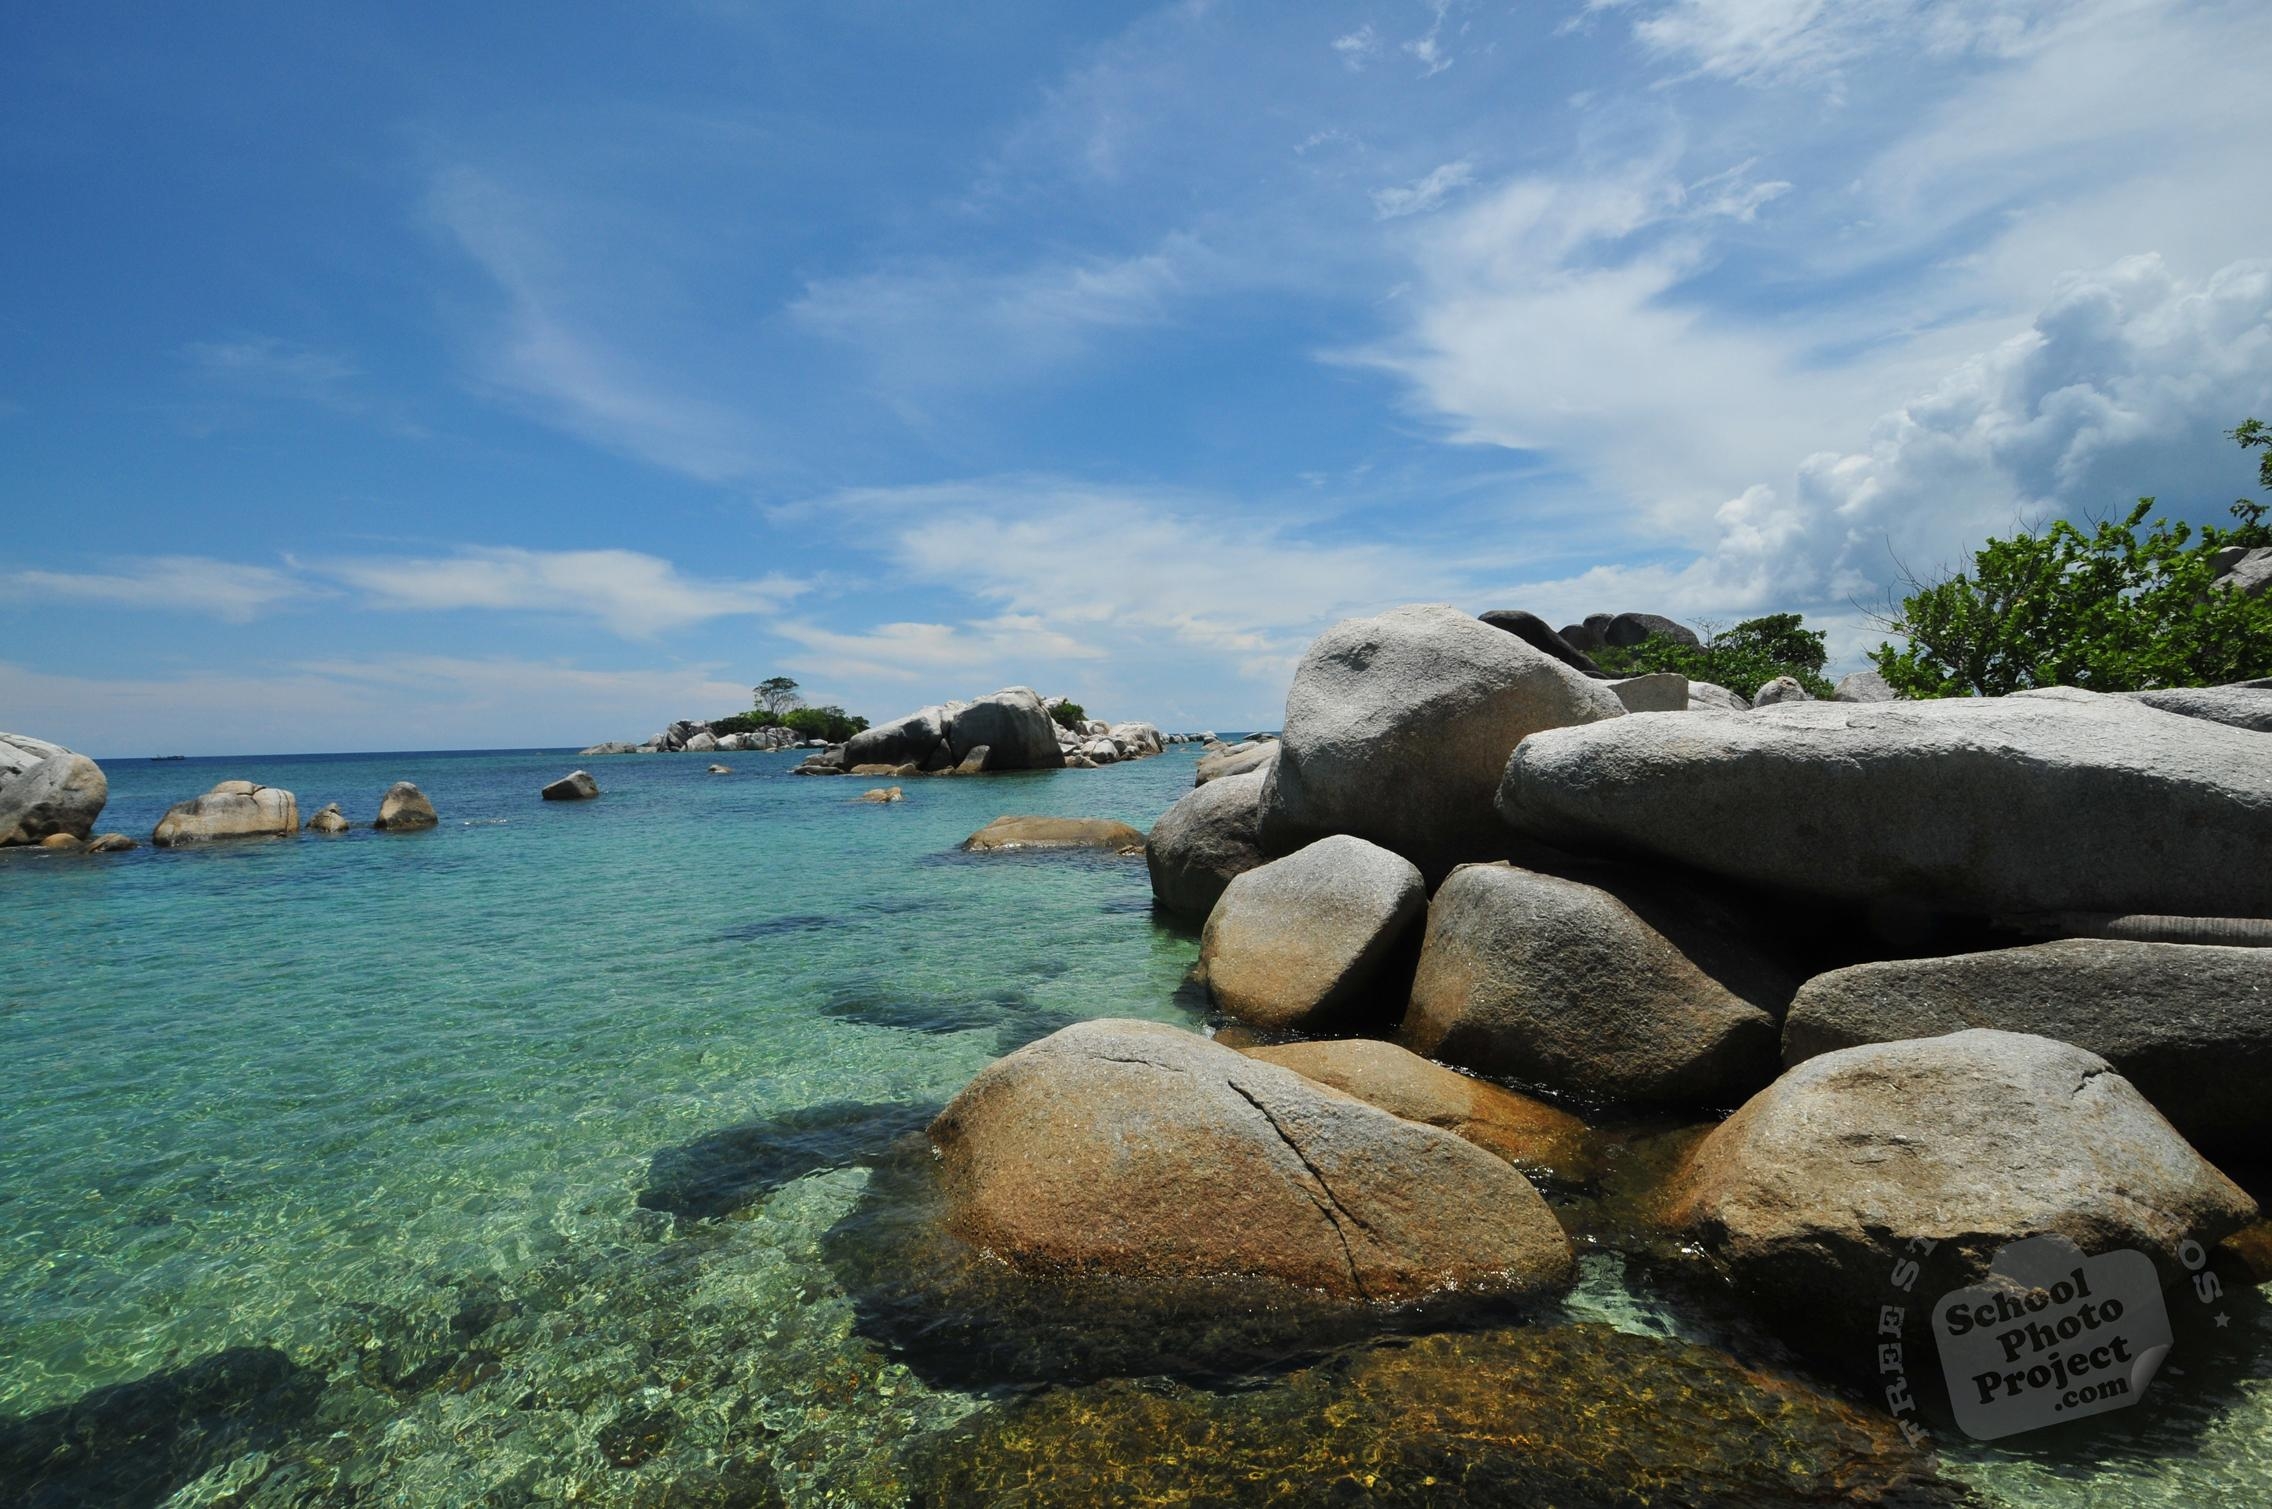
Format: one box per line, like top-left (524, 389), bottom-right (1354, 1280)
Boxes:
top-left (4, 0), bottom-right (2268, 755)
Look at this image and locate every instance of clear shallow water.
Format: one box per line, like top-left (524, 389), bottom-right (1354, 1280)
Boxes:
top-left (2, 745), bottom-right (2269, 1505)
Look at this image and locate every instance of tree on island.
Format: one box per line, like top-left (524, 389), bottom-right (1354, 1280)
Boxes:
top-left (1866, 420), bottom-right (2272, 697)
top-left (753, 676), bottom-right (802, 716)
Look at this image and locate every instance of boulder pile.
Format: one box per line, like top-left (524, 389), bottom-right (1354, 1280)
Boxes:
top-left (791, 686), bottom-right (1206, 777)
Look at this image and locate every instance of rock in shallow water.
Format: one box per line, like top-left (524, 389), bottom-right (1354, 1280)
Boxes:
top-left (928, 1019), bottom-right (1573, 1304)
top-left (372, 780), bottom-right (437, 830)
top-left (1403, 862), bottom-right (1792, 1108)
top-left (152, 782), bottom-right (297, 846)
top-left (1781, 939), bottom-right (2272, 1151)
top-left (1664, 1029), bottom-right (2256, 1360)
top-left (305, 802), bottom-right (349, 834)
top-left (1200, 835), bottom-right (1425, 1033)
top-left (1147, 766), bottom-right (1267, 918)
top-left (1499, 688), bottom-right (2272, 917)
top-left (540, 770), bottom-right (600, 801)
top-left (1261, 603), bottom-right (1624, 879)
top-left (898, 1322), bottom-right (1965, 1508)
top-left (0, 747), bottom-right (107, 846)
top-left (960, 815), bottom-right (1144, 852)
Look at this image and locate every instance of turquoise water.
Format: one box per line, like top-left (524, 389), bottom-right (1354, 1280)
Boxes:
top-left (4, 745), bottom-right (2270, 1505)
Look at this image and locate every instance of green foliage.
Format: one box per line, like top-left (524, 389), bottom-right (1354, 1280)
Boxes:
top-left (753, 676), bottom-right (802, 716)
top-left (709, 705), bottom-right (871, 743)
top-left (1869, 495), bottom-right (2272, 698)
top-left (2234, 418), bottom-right (2272, 495)
top-left (1594, 614), bottom-right (1837, 700)
top-left (1049, 700), bottom-right (1088, 730)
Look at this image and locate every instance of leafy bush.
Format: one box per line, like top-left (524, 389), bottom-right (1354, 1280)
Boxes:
top-left (708, 705), bottom-right (871, 743)
top-left (1049, 700), bottom-right (1088, 730)
top-left (1594, 614), bottom-right (1836, 700)
top-left (1869, 496), bottom-right (2272, 697)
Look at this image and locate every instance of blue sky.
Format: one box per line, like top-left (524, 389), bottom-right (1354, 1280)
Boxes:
top-left (4, 0), bottom-right (2268, 754)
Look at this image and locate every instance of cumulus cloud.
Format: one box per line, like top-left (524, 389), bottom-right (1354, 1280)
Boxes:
top-left (321, 547), bottom-right (806, 638)
top-left (1372, 161), bottom-right (1475, 220)
top-left (0, 557), bottom-right (322, 622)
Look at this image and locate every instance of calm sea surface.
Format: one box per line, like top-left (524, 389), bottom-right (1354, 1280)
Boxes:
top-left (4, 746), bottom-right (2268, 1505)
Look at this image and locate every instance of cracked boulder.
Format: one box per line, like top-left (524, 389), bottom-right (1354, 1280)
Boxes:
top-left (151, 781), bottom-right (297, 846)
top-left (1664, 1030), bottom-right (2256, 1358)
top-left (929, 1019), bottom-right (1574, 1303)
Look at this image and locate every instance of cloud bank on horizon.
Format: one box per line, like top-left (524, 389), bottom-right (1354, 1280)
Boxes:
top-left (2, 0), bottom-right (2266, 753)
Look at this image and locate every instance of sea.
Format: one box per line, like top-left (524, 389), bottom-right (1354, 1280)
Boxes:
top-left (3, 745), bottom-right (2268, 1506)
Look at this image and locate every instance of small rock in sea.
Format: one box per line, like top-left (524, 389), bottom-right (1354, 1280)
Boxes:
top-left (952, 745), bottom-right (990, 775)
top-left (961, 816), bottom-right (1146, 852)
top-left (1200, 835), bottom-right (1424, 1033)
top-left (84, 832), bottom-right (137, 853)
top-left (1664, 1029), bottom-right (2256, 1361)
top-left (707, 763), bottom-right (731, 775)
top-left (372, 781), bottom-right (438, 830)
top-left (857, 787), bottom-right (904, 804)
top-left (152, 782), bottom-right (298, 846)
top-left (1241, 1038), bottom-right (1598, 1188)
top-left (541, 770), bottom-right (601, 802)
top-left (305, 804), bottom-right (350, 834)
top-left (929, 1019), bottom-right (1574, 1303)
top-left (38, 832), bottom-right (83, 851)
top-left (1145, 767), bottom-right (1267, 918)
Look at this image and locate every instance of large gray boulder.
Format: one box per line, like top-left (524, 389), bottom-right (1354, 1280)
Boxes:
top-left (1108, 721), bottom-right (1164, 758)
top-left (1664, 1030), bottom-right (2256, 1356)
top-left (152, 782), bottom-right (298, 846)
top-left (1403, 863), bottom-right (1790, 1106)
top-left (1782, 940), bottom-right (2272, 1149)
top-left (1749, 675), bottom-right (1812, 707)
top-left (1200, 835), bottom-right (1426, 1032)
top-left (1477, 609), bottom-right (1605, 677)
top-left (2125, 685), bottom-right (2272, 733)
top-left (1261, 604), bottom-right (1625, 877)
top-left (1500, 688), bottom-right (2272, 917)
top-left (1607, 673), bottom-right (1687, 712)
top-left (1686, 680), bottom-right (1750, 712)
top-left (844, 705), bottom-right (951, 769)
top-left (930, 1019), bottom-right (1574, 1303)
top-left (950, 688), bottom-right (1064, 771)
top-left (1603, 612), bottom-right (1699, 648)
top-left (1193, 739), bottom-right (1277, 785)
top-left (2211, 544), bottom-right (2272, 598)
top-left (1146, 767), bottom-right (1267, 918)
top-left (541, 770), bottom-right (600, 801)
top-left (372, 781), bottom-right (438, 830)
top-left (0, 742), bottom-right (107, 846)
top-left (1832, 669), bottom-right (1895, 703)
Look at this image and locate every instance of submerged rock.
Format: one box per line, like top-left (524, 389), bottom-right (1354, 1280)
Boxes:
top-left (1200, 835), bottom-right (1426, 1033)
top-left (1145, 766), bottom-right (1267, 918)
top-left (83, 832), bottom-right (137, 853)
top-left (1782, 939), bottom-right (2272, 1150)
top-left (857, 786), bottom-right (904, 804)
top-left (1664, 1030), bottom-right (2256, 1358)
top-left (1261, 603), bottom-right (1624, 878)
top-left (540, 770), bottom-right (600, 801)
top-left (1404, 863), bottom-right (1791, 1107)
top-left (0, 741), bottom-right (107, 846)
top-left (306, 803), bottom-right (350, 834)
top-left (898, 1322), bottom-right (1962, 1508)
top-left (372, 781), bottom-right (438, 830)
top-left (639, 1100), bottom-right (940, 1221)
top-left (929, 1019), bottom-right (1573, 1303)
top-left (960, 816), bottom-right (1144, 852)
top-left (152, 782), bottom-right (297, 846)
top-left (1241, 1038), bottom-right (1597, 1187)
top-left (1500, 688), bottom-right (2272, 917)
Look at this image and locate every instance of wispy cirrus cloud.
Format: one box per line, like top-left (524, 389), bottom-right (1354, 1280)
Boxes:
top-left (1372, 160), bottom-right (1475, 220)
top-left (323, 546), bottom-right (806, 638)
top-left (0, 557), bottom-right (325, 623)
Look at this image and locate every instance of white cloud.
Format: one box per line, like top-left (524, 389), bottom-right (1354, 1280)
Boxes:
top-left (1404, 0), bottom-right (1460, 76)
top-left (183, 338), bottom-right (359, 388)
top-left (1332, 24), bottom-right (1380, 69)
top-left (0, 558), bottom-right (322, 622)
top-left (321, 547), bottom-right (806, 638)
top-left (1628, 0), bottom-right (2045, 88)
top-left (1372, 161), bottom-right (1475, 220)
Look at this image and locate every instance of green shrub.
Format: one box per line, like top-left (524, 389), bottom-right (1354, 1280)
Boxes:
top-left (1049, 700), bottom-right (1088, 730)
top-left (1594, 614), bottom-right (1837, 700)
top-left (708, 705), bottom-right (871, 743)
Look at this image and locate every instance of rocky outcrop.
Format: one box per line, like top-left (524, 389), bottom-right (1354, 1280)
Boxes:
top-left (305, 803), bottom-right (349, 834)
top-left (578, 741), bottom-right (640, 756)
top-left (929, 1019), bottom-right (1575, 1302)
top-left (1478, 610), bottom-right (1605, 677)
top-left (1146, 767), bottom-right (1267, 918)
top-left (1194, 739), bottom-right (1277, 785)
top-left (1261, 604), bottom-right (1624, 877)
top-left (1663, 1030), bottom-right (2256, 1355)
top-left (1833, 668), bottom-right (1895, 703)
top-left (1200, 836), bottom-right (1426, 1033)
top-left (372, 781), bottom-right (437, 830)
top-left (152, 782), bottom-right (298, 846)
top-left (2212, 543), bottom-right (2272, 598)
top-left (1603, 612), bottom-right (1699, 648)
top-left (0, 737), bottom-right (107, 846)
top-left (844, 706), bottom-right (952, 769)
top-left (962, 816), bottom-right (1146, 852)
top-left (2126, 685), bottom-right (2272, 732)
top-left (1241, 1039), bottom-right (1597, 1187)
top-left (1107, 721), bottom-right (1164, 758)
top-left (950, 688), bottom-right (1065, 771)
top-left (1782, 939), bottom-right (2272, 1149)
top-left (1403, 863), bottom-right (1790, 1107)
top-left (541, 770), bottom-right (600, 801)
top-left (1500, 688), bottom-right (2272, 917)
top-left (1749, 675), bottom-right (1812, 707)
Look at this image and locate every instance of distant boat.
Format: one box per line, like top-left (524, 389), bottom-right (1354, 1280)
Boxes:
top-left (150, 754), bottom-right (187, 761)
